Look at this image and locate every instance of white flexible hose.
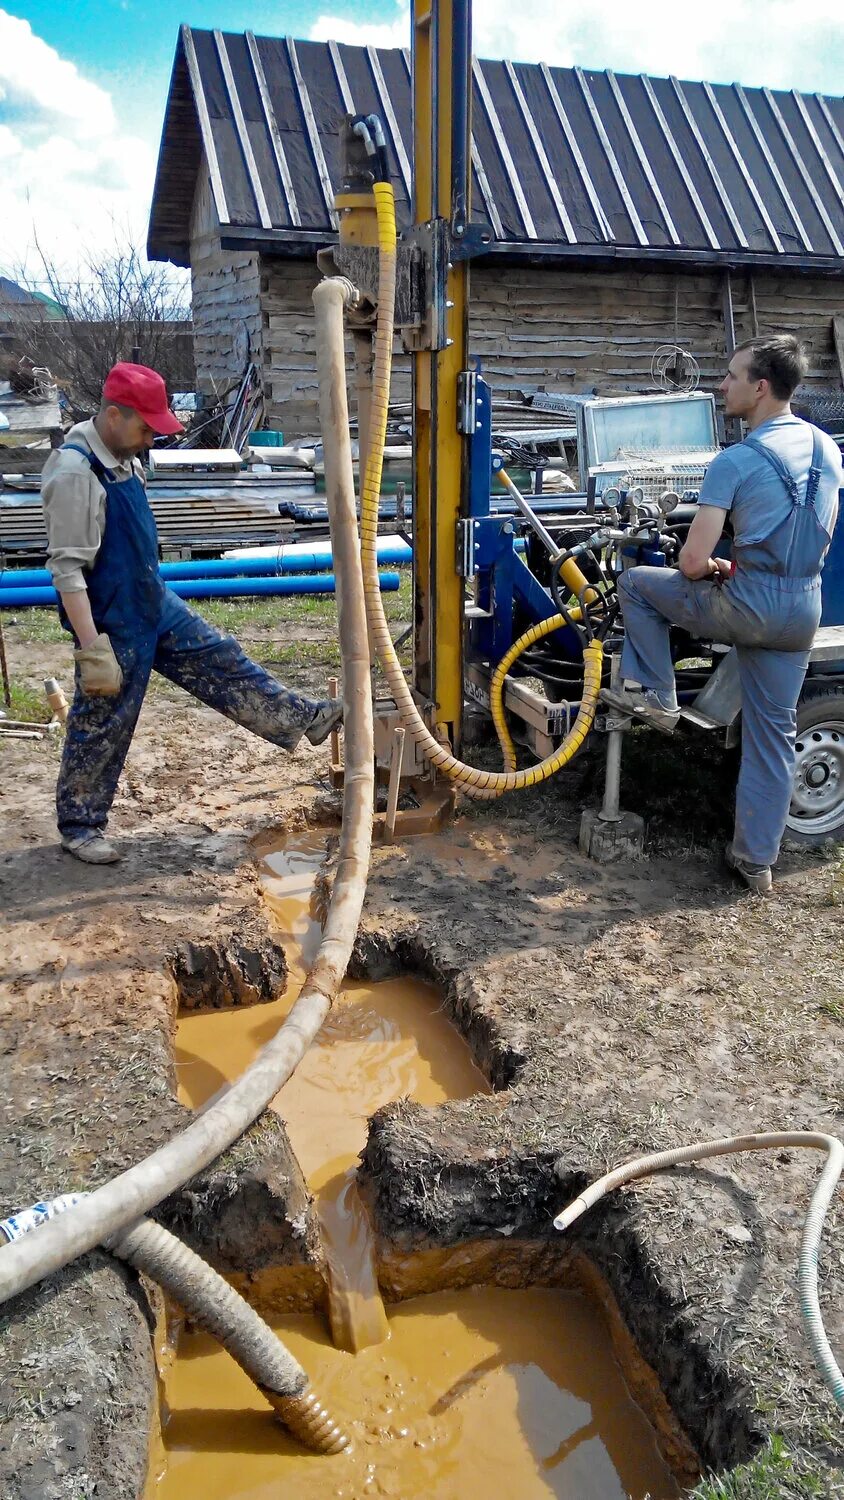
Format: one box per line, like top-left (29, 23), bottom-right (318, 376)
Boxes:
top-left (554, 1131), bottom-right (844, 1411)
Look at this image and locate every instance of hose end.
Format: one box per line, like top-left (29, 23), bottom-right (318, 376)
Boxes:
top-left (269, 1387), bottom-right (352, 1455)
top-left (553, 1196), bottom-right (588, 1232)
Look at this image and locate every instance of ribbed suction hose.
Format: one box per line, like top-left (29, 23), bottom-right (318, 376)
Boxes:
top-left (107, 1217), bottom-right (349, 1453)
top-left (1, 1199), bottom-right (349, 1454)
top-left (554, 1130), bottom-right (844, 1412)
top-left (360, 181), bottom-right (601, 798)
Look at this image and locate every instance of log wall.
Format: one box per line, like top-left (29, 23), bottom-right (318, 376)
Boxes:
top-left (469, 264), bottom-right (844, 395)
top-left (255, 258), bottom-right (410, 438)
top-left (189, 175), bottom-right (264, 400)
top-left (193, 242), bottom-right (844, 437)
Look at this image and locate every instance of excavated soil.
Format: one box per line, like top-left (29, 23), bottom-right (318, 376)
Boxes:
top-left (1, 622), bottom-right (843, 1499)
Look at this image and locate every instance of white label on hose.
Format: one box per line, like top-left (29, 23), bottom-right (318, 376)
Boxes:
top-left (0, 1193), bottom-right (87, 1243)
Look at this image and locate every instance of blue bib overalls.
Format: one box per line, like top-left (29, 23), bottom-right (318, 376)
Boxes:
top-left (56, 446), bottom-right (321, 841)
top-left (618, 427), bottom-right (832, 868)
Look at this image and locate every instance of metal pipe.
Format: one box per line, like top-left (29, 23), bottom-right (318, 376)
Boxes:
top-left (498, 469), bottom-right (562, 558)
top-left (0, 574), bottom-right (401, 609)
top-left (599, 655), bottom-right (623, 824)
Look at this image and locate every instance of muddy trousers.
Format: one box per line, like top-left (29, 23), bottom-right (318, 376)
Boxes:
top-left (618, 567), bottom-right (815, 868)
top-left (57, 595), bottom-right (322, 839)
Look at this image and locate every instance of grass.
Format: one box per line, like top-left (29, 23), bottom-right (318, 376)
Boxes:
top-left (2, 681), bottom-right (51, 724)
top-left (2, 569), bottom-right (412, 645)
top-left (817, 855), bottom-right (844, 908)
top-left (690, 1437), bottom-right (832, 1500)
top-left (7, 569), bottom-right (415, 713)
top-left (187, 568), bottom-right (412, 634)
top-left (2, 608), bottom-right (65, 645)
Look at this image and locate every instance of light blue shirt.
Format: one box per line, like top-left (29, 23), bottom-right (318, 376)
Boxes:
top-left (697, 414), bottom-right (842, 547)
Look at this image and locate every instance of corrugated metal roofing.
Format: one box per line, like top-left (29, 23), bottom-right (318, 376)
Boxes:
top-left (148, 25), bottom-right (844, 271)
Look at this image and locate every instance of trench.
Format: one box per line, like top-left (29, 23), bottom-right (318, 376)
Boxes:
top-left (149, 834), bottom-right (684, 1499)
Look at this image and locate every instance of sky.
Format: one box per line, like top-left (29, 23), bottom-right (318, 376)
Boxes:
top-left (1, 0), bottom-right (844, 285)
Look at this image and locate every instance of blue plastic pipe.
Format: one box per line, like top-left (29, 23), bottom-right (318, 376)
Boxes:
top-left (0, 544), bottom-right (412, 591)
top-left (0, 572), bottom-right (401, 609)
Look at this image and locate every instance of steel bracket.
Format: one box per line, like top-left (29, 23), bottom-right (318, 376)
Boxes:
top-left (447, 221), bottom-right (494, 261)
top-left (399, 218), bottom-right (493, 352)
top-left (594, 712), bottom-right (633, 734)
top-left (456, 517), bottom-right (479, 578)
top-left (399, 219), bottom-right (449, 350)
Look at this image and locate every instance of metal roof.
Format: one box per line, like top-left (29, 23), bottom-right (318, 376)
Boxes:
top-left (148, 26), bottom-right (844, 272)
top-left (0, 277), bottom-right (37, 306)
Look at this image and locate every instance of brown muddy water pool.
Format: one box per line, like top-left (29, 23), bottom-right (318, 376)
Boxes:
top-left (149, 836), bottom-right (682, 1499)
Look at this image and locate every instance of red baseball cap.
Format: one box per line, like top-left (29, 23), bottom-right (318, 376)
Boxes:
top-left (102, 362), bottom-right (184, 435)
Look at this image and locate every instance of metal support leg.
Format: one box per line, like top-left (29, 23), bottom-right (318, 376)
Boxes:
top-left (598, 658), bottom-right (623, 824)
top-left (579, 654), bottom-right (645, 863)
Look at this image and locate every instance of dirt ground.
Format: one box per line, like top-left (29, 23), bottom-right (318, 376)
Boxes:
top-left (1, 603), bottom-right (842, 1500)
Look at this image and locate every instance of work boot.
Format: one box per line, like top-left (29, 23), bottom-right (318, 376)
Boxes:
top-left (601, 680), bottom-right (680, 733)
top-left (61, 831), bottom-right (121, 865)
top-left (305, 698), bottom-right (344, 747)
top-left (725, 843), bottom-right (772, 896)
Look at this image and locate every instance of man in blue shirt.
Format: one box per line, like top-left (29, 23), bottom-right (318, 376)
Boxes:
top-left (608, 335), bottom-right (842, 894)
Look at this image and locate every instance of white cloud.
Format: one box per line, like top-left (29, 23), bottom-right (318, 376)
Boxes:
top-left (0, 10), bottom-right (156, 280)
top-left (309, 0), bottom-right (844, 94)
top-left (0, 9), bottom-right (113, 139)
top-left (309, 2), bottom-right (408, 48)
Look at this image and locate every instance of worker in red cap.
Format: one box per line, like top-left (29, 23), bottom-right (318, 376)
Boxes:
top-left (41, 362), bottom-right (343, 864)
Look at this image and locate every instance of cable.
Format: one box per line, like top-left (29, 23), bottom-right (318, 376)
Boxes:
top-left (651, 344), bottom-right (700, 394)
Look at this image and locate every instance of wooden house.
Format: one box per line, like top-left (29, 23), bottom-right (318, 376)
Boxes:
top-left (148, 28), bottom-right (844, 437)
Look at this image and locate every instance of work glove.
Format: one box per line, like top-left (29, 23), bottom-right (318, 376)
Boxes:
top-left (74, 633), bottom-right (123, 697)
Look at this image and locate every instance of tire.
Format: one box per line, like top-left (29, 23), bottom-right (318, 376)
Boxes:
top-left (784, 687), bottom-right (844, 846)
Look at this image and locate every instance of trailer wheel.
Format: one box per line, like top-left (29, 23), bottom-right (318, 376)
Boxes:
top-left (784, 688), bottom-right (844, 845)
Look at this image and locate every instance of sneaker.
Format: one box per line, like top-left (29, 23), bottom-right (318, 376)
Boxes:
top-left (601, 681), bottom-right (680, 733)
top-left (61, 831), bottom-right (121, 865)
top-left (305, 698), bottom-right (344, 747)
top-left (725, 843), bottom-right (772, 896)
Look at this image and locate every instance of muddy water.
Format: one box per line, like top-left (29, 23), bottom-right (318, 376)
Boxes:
top-left (177, 837), bottom-right (489, 1352)
top-left (159, 837), bottom-right (681, 1500)
top-left (157, 1285), bottom-right (680, 1500)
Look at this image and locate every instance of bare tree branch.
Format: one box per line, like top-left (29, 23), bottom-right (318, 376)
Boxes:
top-left (4, 226), bottom-right (192, 419)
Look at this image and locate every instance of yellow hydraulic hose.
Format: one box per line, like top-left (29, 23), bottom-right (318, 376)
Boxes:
top-left (362, 180), bottom-right (601, 800)
top-left (489, 615), bottom-right (598, 774)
